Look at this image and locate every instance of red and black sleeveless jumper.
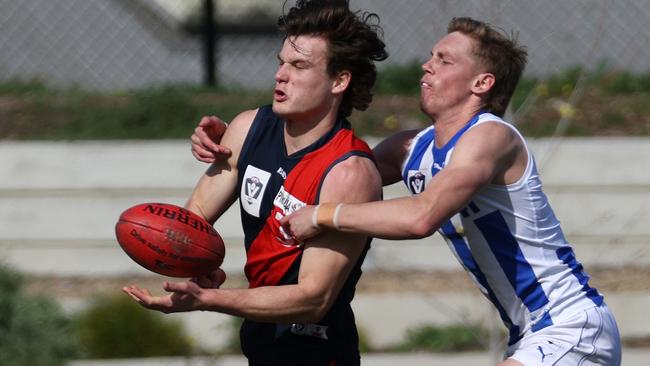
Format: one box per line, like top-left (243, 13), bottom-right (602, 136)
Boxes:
top-left (235, 105), bottom-right (373, 365)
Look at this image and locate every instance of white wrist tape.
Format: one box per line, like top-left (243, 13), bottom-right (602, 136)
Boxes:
top-left (311, 204), bottom-right (321, 229)
top-left (332, 203), bottom-right (343, 230)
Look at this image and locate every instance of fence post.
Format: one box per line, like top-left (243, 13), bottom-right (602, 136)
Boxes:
top-left (202, 0), bottom-right (217, 86)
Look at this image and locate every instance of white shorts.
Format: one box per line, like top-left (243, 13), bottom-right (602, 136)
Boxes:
top-left (505, 304), bottom-right (621, 365)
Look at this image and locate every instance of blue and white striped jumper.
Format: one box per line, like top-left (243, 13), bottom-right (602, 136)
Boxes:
top-left (401, 112), bottom-right (603, 346)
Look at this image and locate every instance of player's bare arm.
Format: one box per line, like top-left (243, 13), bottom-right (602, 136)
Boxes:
top-left (123, 109), bottom-right (256, 306)
top-left (184, 109), bottom-right (256, 224)
top-left (334, 121), bottom-right (524, 239)
top-left (372, 129), bottom-right (420, 186)
top-left (283, 122), bottom-right (524, 240)
top-left (126, 156), bottom-right (381, 322)
top-left (277, 130), bottom-right (416, 239)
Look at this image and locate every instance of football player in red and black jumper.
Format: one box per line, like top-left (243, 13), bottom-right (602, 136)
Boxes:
top-left (123, 1), bottom-right (388, 365)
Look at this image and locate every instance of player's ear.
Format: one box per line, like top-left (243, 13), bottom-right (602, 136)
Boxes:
top-left (332, 70), bottom-right (351, 95)
top-left (472, 72), bottom-right (495, 95)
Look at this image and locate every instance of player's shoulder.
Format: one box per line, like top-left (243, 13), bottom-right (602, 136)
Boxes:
top-left (452, 116), bottom-right (526, 168)
top-left (323, 155), bottom-right (381, 197)
top-left (470, 114), bottom-right (520, 138)
top-left (230, 108), bottom-right (259, 129)
top-left (462, 117), bottom-right (522, 150)
top-left (223, 108), bottom-right (259, 142)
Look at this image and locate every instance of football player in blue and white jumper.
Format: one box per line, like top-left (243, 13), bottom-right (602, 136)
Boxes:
top-left (279, 17), bottom-right (622, 366)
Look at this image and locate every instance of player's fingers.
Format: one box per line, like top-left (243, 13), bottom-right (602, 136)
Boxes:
top-left (193, 126), bottom-right (232, 157)
top-left (212, 144), bottom-right (232, 156)
top-left (208, 268), bottom-right (227, 288)
top-left (278, 212), bottom-right (291, 226)
top-left (202, 118), bottom-right (232, 152)
top-left (198, 134), bottom-right (221, 152)
top-left (192, 126), bottom-right (217, 150)
top-left (163, 281), bottom-right (194, 294)
top-left (190, 128), bottom-right (206, 144)
top-left (191, 275), bottom-right (213, 289)
top-left (201, 115), bottom-right (227, 131)
top-left (191, 149), bottom-right (216, 164)
top-left (198, 115), bottom-right (219, 127)
top-left (191, 145), bottom-right (217, 163)
top-left (121, 286), bottom-right (141, 301)
top-left (280, 220), bottom-right (299, 242)
top-left (122, 286), bottom-right (153, 304)
top-left (198, 127), bottom-right (230, 155)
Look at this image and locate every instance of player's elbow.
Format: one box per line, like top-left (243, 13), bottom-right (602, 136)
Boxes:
top-left (304, 296), bottom-right (334, 323)
top-left (302, 303), bottom-right (330, 324)
top-left (295, 286), bottom-right (335, 323)
top-left (407, 216), bottom-right (437, 238)
top-left (404, 199), bottom-right (438, 238)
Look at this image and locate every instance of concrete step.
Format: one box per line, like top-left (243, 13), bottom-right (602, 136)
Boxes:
top-left (3, 138), bottom-right (649, 190)
top-left (3, 234), bottom-right (650, 277)
top-left (1, 140), bottom-right (648, 244)
top-left (58, 291), bottom-right (649, 351)
top-left (1, 187), bottom-right (648, 243)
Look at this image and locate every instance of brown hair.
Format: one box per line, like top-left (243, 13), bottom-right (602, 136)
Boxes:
top-left (448, 17), bottom-right (528, 116)
top-left (279, 0), bottom-right (388, 117)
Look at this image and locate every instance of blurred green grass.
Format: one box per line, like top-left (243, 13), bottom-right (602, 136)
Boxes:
top-left (1, 65), bottom-right (648, 140)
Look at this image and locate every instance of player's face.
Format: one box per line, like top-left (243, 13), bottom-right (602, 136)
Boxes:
top-left (272, 35), bottom-right (337, 121)
top-left (419, 31), bottom-right (484, 118)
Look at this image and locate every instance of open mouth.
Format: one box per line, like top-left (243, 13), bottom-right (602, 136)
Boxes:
top-left (274, 89), bottom-right (287, 101)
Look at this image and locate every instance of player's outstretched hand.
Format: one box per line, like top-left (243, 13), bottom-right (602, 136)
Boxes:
top-left (190, 116), bottom-right (232, 163)
top-left (279, 205), bottom-right (323, 242)
top-left (122, 280), bottom-right (211, 314)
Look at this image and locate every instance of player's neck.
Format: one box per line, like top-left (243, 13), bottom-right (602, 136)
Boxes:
top-left (283, 108), bottom-right (338, 155)
top-left (432, 106), bottom-right (483, 147)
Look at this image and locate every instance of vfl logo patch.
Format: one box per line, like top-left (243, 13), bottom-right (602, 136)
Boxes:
top-left (407, 170), bottom-right (427, 194)
top-left (241, 165), bottom-right (271, 217)
top-left (245, 177), bottom-right (263, 199)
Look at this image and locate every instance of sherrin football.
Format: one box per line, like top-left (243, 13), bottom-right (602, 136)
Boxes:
top-left (115, 202), bottom-right (225, 277)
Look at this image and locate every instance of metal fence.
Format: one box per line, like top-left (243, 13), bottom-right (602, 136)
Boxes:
top-left (1, 0), bottom-right (649, 91)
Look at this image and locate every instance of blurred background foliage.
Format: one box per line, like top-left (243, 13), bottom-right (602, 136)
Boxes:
top-left (389, 324), bottom-right (490, 353)
top-left (1, 65), bottom-right (648, 140)
top-left (0, 262), bottom-right (493, 361)
top-left (0, 265), bottom-right (77, 366)
top-left (0, 263), bottom-right (194, 362)
top-left (74, 294), bottom-right (193, 359)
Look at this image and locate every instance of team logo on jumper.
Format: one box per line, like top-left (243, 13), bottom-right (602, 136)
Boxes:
top-left (276, 167), bottom-right (287, 179)
top-left (241, 165), bottom-right (271, 217)
top-left (407, 170), bottom-right (427, 194)
top-left (245, 177), bottom-right (263, 199)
